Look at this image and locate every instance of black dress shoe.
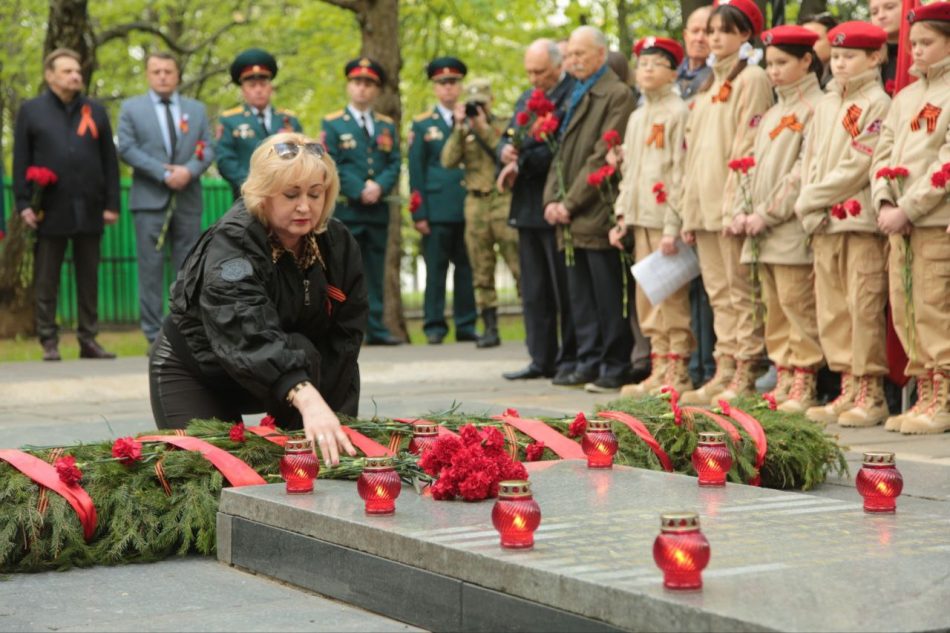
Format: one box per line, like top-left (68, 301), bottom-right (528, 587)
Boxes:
top-left (41, 340), bottom-right (61, 362)
top-left (455, 330), bottom-right (478, 342)
top-left (366, 334), bottom-right (403, 346)
top-left (552, 370), bottom-right (598, 387)
top-left (79, 339), bottom-right (116, 359)
top-left (427, 333), bottom-right (445, 345)
top-left (503, 366), bottom-right (554, 380)
top-left (584, 375), bottom-right (626, 393)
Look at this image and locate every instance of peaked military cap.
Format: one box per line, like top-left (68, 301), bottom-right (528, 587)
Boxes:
top-left (426, 56), bottom-right (467, 81)
top-left (345, 57), bottom-right (385, 85)
top-left (230, 48), bottom-right (278, 85)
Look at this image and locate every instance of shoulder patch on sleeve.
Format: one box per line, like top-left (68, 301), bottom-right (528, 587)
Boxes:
top-left (221, 106), bottom-right (244, 117)
top-left (220, 257), bottom-right (254, 281)
top-left (324, 110), bottom-right (344, 121)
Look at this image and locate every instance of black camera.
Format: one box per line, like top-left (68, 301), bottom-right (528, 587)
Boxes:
top-left (464, 101), bottom-right (483, 118)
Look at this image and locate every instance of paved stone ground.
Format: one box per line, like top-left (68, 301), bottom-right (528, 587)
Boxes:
top-left (1, 340), bottom-right (948, 631)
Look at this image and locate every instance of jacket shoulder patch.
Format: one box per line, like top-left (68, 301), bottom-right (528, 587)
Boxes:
top-left (219, 258), bottom-right (254, 281)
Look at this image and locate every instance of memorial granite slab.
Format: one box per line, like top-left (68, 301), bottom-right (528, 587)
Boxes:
top-left (218, 460), bottom-right (950, 633)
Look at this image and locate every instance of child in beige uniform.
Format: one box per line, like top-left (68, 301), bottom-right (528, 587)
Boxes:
top-left (610, 37), bottom-right (694, 396)
top-left (735, 26), bottom-right (826, 412)
top-left (794, 21), bottom-right (891, 427)
top-left (872, 2), bottom-right (950, 434)
top-left (680, 0), bottom-right (774, 405)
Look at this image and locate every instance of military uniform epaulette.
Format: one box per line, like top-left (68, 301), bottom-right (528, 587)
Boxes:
top-left (275, 108), bottom-right (298, 117)
top-left (221, 106), bottom-right (245, 117)
top-left (375, 113), bottom-right (394, 124)
top-left (413, 111), bottom-right (436, 122)
top-left (324, 110), bottom-right (345, 121)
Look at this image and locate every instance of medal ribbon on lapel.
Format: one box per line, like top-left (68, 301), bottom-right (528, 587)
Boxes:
top-left (769, 114), bottom-right (804, 139)
top-left (646, 123), bottom-right (665, 148)
top-left (842, 104), bottom-right (862, 139)
top-left (76, 104), bottom-right (99, 139)
top-left (910, 103), bottom-right (942, 133)
top-left (712, 80), bottom-right (732, 103)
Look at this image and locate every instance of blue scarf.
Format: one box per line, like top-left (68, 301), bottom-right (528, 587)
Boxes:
top-left (560, 64), bottom-right (608, 138)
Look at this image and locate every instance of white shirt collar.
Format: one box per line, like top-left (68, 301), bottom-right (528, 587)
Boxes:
top-left (436, 103), bottom-right (453, 126)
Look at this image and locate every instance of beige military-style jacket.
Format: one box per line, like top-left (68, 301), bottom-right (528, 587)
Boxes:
top-left (871, 57), bottom-right (950, 228)
top-left (738, 73), bottom-right (824, 266)
top-left (614, 84), bottom-right (687, 236)
top-left (681, 52), bottom-right (774, 232)
top-left (441, 116), bottom-right (505, 193)
top-left (794, 69), bottom-right (890, 234)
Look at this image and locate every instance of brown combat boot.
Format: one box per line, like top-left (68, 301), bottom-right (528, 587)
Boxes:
top-left (806, 372), bottom-right (855, 425)
top-left (777, 368), bottom-right (818, 414)
top-left (655, 353), bottom-right (693, 395)
top-left (902, 371), bottom-right (950, 434)
top-left (710, 358), bottom-right (757, 403)
top-left (681, 356), bottom-right (735, 405)
top-left (838, 375), bottom-right (888, 427)
top-left (621, 353), bottom-right (668, 397)
top-left (765, 366), bottom-right (794, 405)
top-left (884, 373), bottom-right (932, 432)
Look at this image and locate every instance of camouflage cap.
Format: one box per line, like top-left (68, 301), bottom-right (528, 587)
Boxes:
top-left (465, 78), bottom-right (491, 104)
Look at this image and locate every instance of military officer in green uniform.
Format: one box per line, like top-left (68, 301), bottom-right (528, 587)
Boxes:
top-left (321, 57), bottom-right (402, 346)
top-left (441, 78), bottom-right (520, 348)
top-left (408, 57), bottom-right (477, 345)
top-left (216, 48), bottom-right (303, 199)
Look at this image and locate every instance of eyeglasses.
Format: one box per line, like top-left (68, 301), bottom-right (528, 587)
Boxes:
top-left (636, 59), bottom-right (673, 70)
top-left (271, 142), bottom-right (326, 159)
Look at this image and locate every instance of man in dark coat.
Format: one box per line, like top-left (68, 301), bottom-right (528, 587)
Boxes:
top-left (542, 26), bottom-right (636, 392)
top-left (498, 38), bottom-right (577, 382)
top-left (13, 48), bottom-right (120, 361)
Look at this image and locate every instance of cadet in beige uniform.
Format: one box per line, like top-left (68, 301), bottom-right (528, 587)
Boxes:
top-left (442, 79), bottom-right (520, 348)
top-left (610, 37), bottom-right (694, 396)
top-left (794, 22), bottom-right (891, 427)
top-left (872, 2), bottom-right (950, 434)
top-left (680, 0), bottom-right (774, 405)
top-left (737, 26), bottom-right (826, 413)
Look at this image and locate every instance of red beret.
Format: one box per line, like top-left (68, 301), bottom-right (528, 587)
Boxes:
top-left (827, 22), bottom-right (888, 50)
top-left (713, 0), bottom-right (765, 36)
top-left (761, 25), bottom-right (820, 48)
top-left (633, 36), bottom-right (685, 67)
top-left (908, 2), bottom-right (950, 24)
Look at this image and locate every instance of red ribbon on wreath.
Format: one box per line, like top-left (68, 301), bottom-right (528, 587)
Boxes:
top-left (596, 411), bottom-right (673, 472)
top-left (138, 435), bottom-right (266, 487)
top-left (493, 411), bottom-right (585, 459)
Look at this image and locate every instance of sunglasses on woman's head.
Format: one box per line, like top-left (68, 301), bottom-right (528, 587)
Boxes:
top-left (271, 142), bottom-right (326, 159)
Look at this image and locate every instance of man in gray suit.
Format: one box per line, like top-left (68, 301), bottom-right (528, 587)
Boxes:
top-left (118, 52), bottom-right (214, 343)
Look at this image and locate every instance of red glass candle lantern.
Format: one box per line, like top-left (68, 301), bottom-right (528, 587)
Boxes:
top-left (357, 456), bottom-right (402, 515)
top-left (279, 439), bottom-right (319, 494)
top-left (408, 422), bottom-right (439, 456)
top-left (582, 419), bottom-right (618, 469)
top-left (492, 480), bottom-right (542, 549)
top-left (691, 431), bottom-right (731, 487)
top-left (653, 512), bottom-right (711, 590)
top-left (856, 452), bottom-right (903, 513)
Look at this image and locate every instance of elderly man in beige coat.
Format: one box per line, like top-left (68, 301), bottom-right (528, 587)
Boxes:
top-left (543, 25), bottom-right (637, 393)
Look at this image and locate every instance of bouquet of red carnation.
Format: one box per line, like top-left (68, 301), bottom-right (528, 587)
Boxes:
top-left (930, 162), bottom-right (950, 190)
top-left (653, 182), bottom-right (667, 204)
top-left (830, 199), bottom-right (862, 220)
top-left (728, 155), bottom-right (761, 318)
top-left (418, 424), bottom-right (528, 501)
top-left (25, 166), bottom-right (58, 224)
top-left (409, 190), bottom-right (423, 215)
top-left (507, 89), bottom-right (557, 150)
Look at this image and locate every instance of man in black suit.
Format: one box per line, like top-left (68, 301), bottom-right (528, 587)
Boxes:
top-left (13, 48), bottom-right (120, 361)
top-left (498, 39), bottom-right (577, 382)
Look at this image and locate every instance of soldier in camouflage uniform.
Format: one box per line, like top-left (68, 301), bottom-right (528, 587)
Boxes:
top-left (441, 79), bottom-right (520, 348)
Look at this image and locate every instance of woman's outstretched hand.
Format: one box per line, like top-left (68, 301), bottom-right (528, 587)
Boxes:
top-left (292, 384), bottom-right (357, 466)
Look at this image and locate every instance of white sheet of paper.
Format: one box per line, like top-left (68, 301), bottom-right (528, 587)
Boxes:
top-left (631, 240), bottom-right (701, 306)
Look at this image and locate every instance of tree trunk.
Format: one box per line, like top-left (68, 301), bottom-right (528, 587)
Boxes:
top-left (616, 0), bottom-right (633, 61)
top-left (44, 0), bottom-right (96, 83)
top-left (330, 0), bottom-right (407, 341)
top-left (799, 0), bottom-right (828, 20)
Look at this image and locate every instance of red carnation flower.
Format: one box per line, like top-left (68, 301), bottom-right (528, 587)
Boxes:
top-left (0, 230), bottom-right (5, 242)
top-left (55, 456), bottom-right (83, 486)
top-left (587, 170), bottom-right (605, 187)
top-left (260, 414), bottom-right (277, 429)
top-left (652, 182), bottom-right (665, 194)
top-left (718, 399), bottom-right (732, 416)
top-left (602, 129), bottom-right (622, 148)
top-left (502, 407), bottom-right (521, 418)
top-left (516, 111), bottom-right (531, 126)
top-left (600, 164), bottom-right (616, 179)
top-left (763, 392), bottom-right (777, 411)
top-left (111, 437), bottom-right (143, 465)
top-left (25, 166), bottom-right (58, 188)
top-left (525, 442), bottom-right (545, 462)
top-left (932, 170), bottom-right (949, 189)
top-left (728, 156), bottom-right (755, 174)
top-left (229, 422), bottom-right (246, 443)
top-left (409, 190), bottom-right (423, 214)
top-left (844, 199), bottom-right (862, 217)
top-left (568, 412), bottom-right (587, 437)
top-left (891, 167), bottom-right (909, 179)
top-left (526, 89), bottom-right (555, 116)
top-left (655, 190), bottom-right (668, 204)
top-left (874, 167), bottom-right (892, 180)
top-left (884, 79), bottom-right (896, 96)
top-left (830, 203), bottom-right (847, 220)
top-left (482, 426), bottom-right (506, 453)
